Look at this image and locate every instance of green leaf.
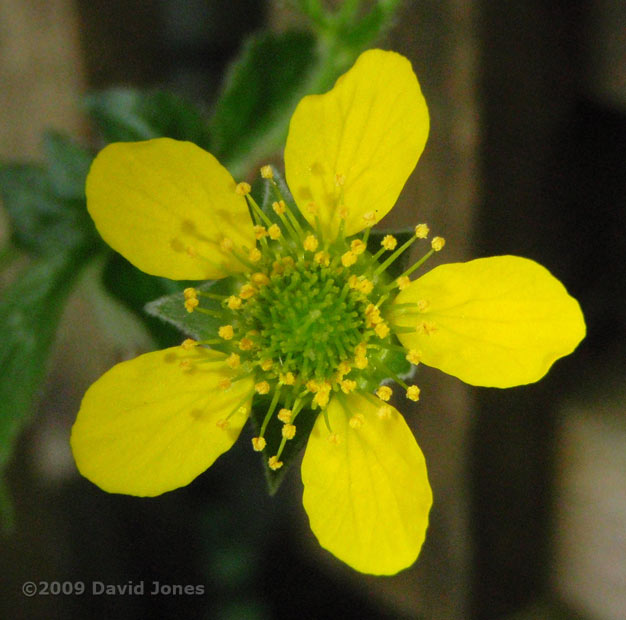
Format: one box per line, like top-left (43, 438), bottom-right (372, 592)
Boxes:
top-left (145, 277), bottom-right (238, 342)
top-left (43, 131), bottom-right (93, 200)
top-left (0, 164), bottom-right (97, 255)
top-left (0, 249), bottom-right (90, 474)
top-left (86, 89), bottom-right (211, 147)
top-left (209, 30), bottom-right (317, 175)
top-left (249, 399), bottom-right (319, 495)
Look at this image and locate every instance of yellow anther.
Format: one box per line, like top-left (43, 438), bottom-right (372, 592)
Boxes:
top-left (227, 295), bottom-right (243, 310)
top-left (337, 360), bottom-right (352, 377)
top-left (282, 256), bottom-right (295, 269)
top-left (313, 390), bottom-right (331, 409)
top-left (349, 414), bottom-right (365, 429)
top-left (406, 349), bottom-right (422, 365)
top-left (181, 338), bottom-right (197, 350)
top-left (406, 385), bottom-right (421, 401)
top-left (341, 251), bottom-right (357, 267)
top-left (277, 408), bottom-right (292, 423)
top-left (339, 207), bottom-right (349, 220)
top-left (377, 405), bottom-right (392, 419)
top-left (183, 287), bottom-right (197, 299)
top-left (218, 378), bottom-right (232, 390)
top-left (350, 239), bottom-right (366, 255)
top-left (397, 275), bottom-right (411, 290)
top-left (340, 379), bottom-right (357, 394)
top-left (239, 284), bottom-right (257, 299)
top-left (216, 419), bottom-right (229, 430)
top-left (260, 165), bottom-right (273, 179)
top-left (252, 436), bottom-right (266, 451)
top-left (381, 234), bottom-right (398, 250)
top-left (184, 297), bottom-right (199, 313)
top-left (375, 321), bottom-right (390, 339)
top-left (431, 236), bottom-right (445, 251)
top-left (268, 224), bottom-right (281, 240)
top-left (251, 272), bottom-right (270, 287)
top-left (306, 379), bottom-right (320, 393)
top-left (255, 381), bottom-right (270, 395)
top-left (303, 234), bottom-right (319, 252)
top-left (416, 321), bottom-right (438, 335)
top-left (279, 371), bottom-right (295, 385)
top-left (235, 182), bottom-right (251, 196)
top-left (220, 237), bottom-right (234, 251)
top-left (179, 359), bottom-right (193, 371)
top-left (218, 325), bottom-right (234, 340)
top-left (376, 386), bottom-right (393, 401)
top-left (354, 356), bottom-right (368, 370)
top-left (415, 223), bottom-right (430, 239)
top-left (335, 173), bottom-right (345, 186)
top-left (354, 343), bottom-right (367, 358)
top-left (226, 353), bottom-right (241, 369)
top-left (249, 247), bottom-right (262, 263)
top-left (328, 432), bottom-right (341, 445)
top-left (362, 211), bottom-right (376, 225)
top-left (348, 274), bottom-right (359, 289)
top-left (306, 202), bottom-right (318, 215)
top-left (253, 225), bottom-right (267, 239)
top-left (282, 424), bottom-right (296, 440)
top-left (365, 303), bottom-right (381, 327)
top-left (268, 456), bottom-right (283, 470)
top-left (357, 278), bottom-right (373, 294)
top-left (314, 251), bottom-right (330, 267)
top-left (239, 337), bottom-right (254, 351)
top-left (416, 299), bottom-right (430, 312)
top-left (260, 359), bottom-right (273, 371)
top-left (272, 200), bottom-right (286, 215)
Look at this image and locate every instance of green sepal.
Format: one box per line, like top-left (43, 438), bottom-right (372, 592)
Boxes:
top-left (85, 89), bottom-right (211, 147)
top-left (208, 30), bottom-right (317, 177)
top-left (0, 248), bottom-right (91, 484)
top-left (0, 164), bottom-right (98, 255)
top-left (366, 228), bottom-right (415, 280)
top-left (144, 277), bottom-right (238, 342)
top-left (249, 399), bottom-right (318, 495)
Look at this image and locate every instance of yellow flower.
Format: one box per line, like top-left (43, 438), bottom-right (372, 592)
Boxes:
top-left (71, 49), bottom-right (585, 577)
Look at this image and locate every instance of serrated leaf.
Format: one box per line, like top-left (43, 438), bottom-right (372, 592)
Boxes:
top-left (249, 399), bottom-right (319, 495)
top-left (86, 89), bottom-right (211, 147)
top-left (209, 30), bottom-right (317, 171)
top-left (43, 131), bottom-right (93, 200)
top-left (0, 164), bottom-right (97, 255)
top-left (145, 277), bottom-right (238, 342)
top-left (0, 249), bottom-right (89, 473)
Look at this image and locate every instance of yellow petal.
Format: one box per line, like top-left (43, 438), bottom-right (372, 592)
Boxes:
top-left (86, 138), bottom-right (255, 280)
top-left (393, 256), bottom-right (586, 387)
top-left (301, 393), bottom-right (432, 575)
top-left (71, 347), bottom-right (253, 496)
top-left (284, 49), bottom-right (429, 240)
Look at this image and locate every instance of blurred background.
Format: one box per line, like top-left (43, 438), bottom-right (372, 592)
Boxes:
top-left (0, 1), bottom-right (624, 619)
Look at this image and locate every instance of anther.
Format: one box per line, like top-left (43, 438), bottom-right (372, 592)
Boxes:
top-left (416, 299), bottom-right (430, 312)
top-left (268, 224), bottom-right (281, 240)
top-left (327, 432), bottom-right (341, 445)
top-left (218, 325), bottom-right (234, 340)
top-left (341, 251), bottom-right (357, 267)
top-left (349, 414), bottom-right (365, 429)
top-left (416, 321), bottom-right (437, 335)
top-left (227, 295), bottom-right (242, 310)
top-left (260, 359), bottom-right (273, 371)
top-left (226, 353), bottom-right (241, 369)
top-left (362, 211), bottom-right (376, 225)
top-left (235, 182), bottom-right (251, 196)
top-left (406, 385), bottom-right (421, 401)
top-left (350, 239), bottom-right (366, 255)
top-left (303, 234), bottom-right (319, 252)
top-left (251, 272), bottom-right (270, 287)
top-left (216, 419), bottom-right (229, 429)
top-left (272, 200), bottom-right (286, 215)
top-left (277, 408), bottom-right (292, 423)
top-left (183, 287), bottom-right (197, 299)
top-left (218, 378), bottom-right (232, 390)
top-left (381, 235), bottom-right (398, 250)
top-left (397, 275), bottom-right (411, 290)
top-left (406, 349), bottom-right (421, 365)
top-left (431, 236), bottom-right (445, 251)
top-left (184, 297), bottom-right (199, 313)
top-left (252, 436), bottom-right (266, 451)
top-left (281, 424), bottom-right (296, 440)
top-left (249, 247), bottom-right (262, 262)
top-left (415, 223), bottom-right (430, 239)
top-left (181, 338), bottom-right (197, 350)
top-left (239, 284), bottom-right (256, 299)
top-left (253, 225), bottom-right (267, 239)
top-left (375, 322), bottom-right (390, 338)
top-left (255, 381), bottom-right (270, 395)
top-left (340, 379), bottom-right (357, 394)
top-left (376, 386), bottom-right (393, 401)
top-left (314, 251), bottom-right (330, 266)
top-left (268, 456), bottom-right (283, 470)
top-left (279, 372), bottom-right (295, 385)
top-left (377, 405), bottom-right (392, 419)
top-left (239, 337), bottom-right (254, 351)
top-left (220, 237), bottom-right (234, 251)
top-left (260, 165), bottom-right (273, 179)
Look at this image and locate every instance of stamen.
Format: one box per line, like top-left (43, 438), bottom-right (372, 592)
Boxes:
top-left (431, 236), bottom-right (445, 251)
top-left (184, 297), bottom-right (199, 313)
top-left (415, 223), bottom-right (430, 239)
top-left (406, 349), bottom-right (422, 365)
top-left (268, 224), bottom-right (281, 240)
top-left (268, 456), bottom-right (283, 470)
top-left (277, 408), bottom-right (292, 423)
top-left (260, 165), bottom-right (273, 179)
top-left (226, 353), bottom-right (241, 369)
top-left (255, 381), bottom-right (270, 395)
top-left (349, 413), bottom-right (365, 429)
top-left (350, 239), bottom-right (366, 255)
top-left (341, 251), bottom-right (357, 267)
top-left (251, 436), bottom-right (266, 451)
top-left (376, 386), bottom-right (393, 401)
top-left (181, 338), bottom-right (197, 350)
top-left (281, 424), bottom-right (296, 440)
top-left (235, 182), bottom-right (251, 196)
top-left (406, 385), bottom-right (421, 401)
top-left (218, 325), bottom-right (234, 340)
top-left (249, 247), bottom-right (262, 263)
top-left (303, 234), bottom-right (319, 252)
top-left (227, 295), bottom-right (243, 310)
top-left (381, 235), bottom-right (397, 251)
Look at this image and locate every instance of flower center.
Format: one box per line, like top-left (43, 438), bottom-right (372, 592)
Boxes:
top-left (243, 261), bottom-right (367, 383)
